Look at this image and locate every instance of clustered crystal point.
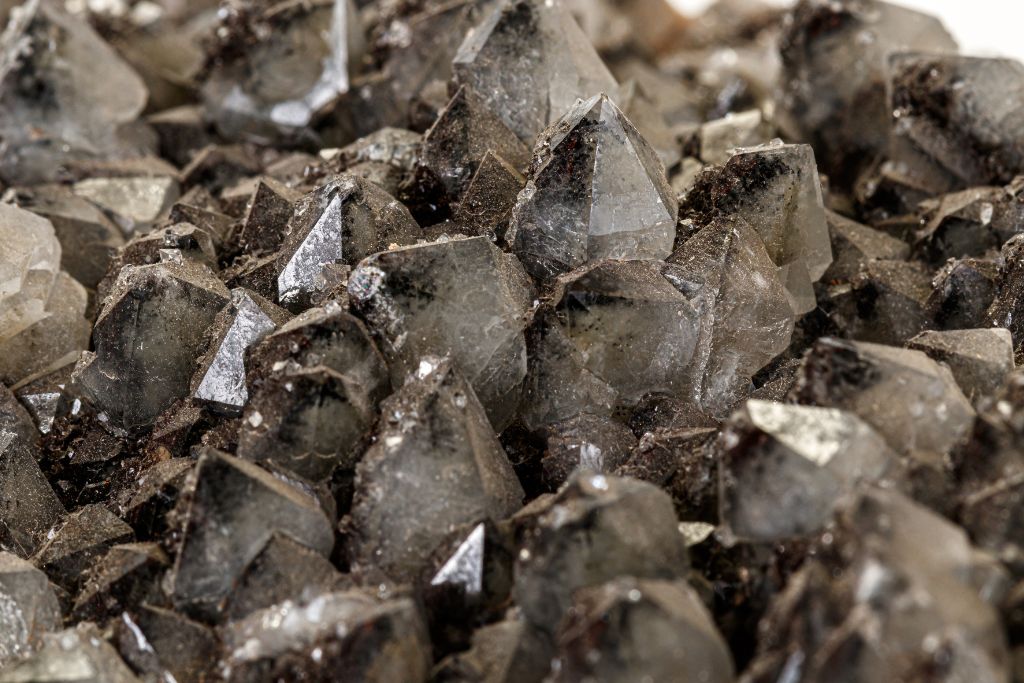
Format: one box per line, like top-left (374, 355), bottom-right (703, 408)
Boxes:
top-left (1, 0), bottom-right (1023, 680)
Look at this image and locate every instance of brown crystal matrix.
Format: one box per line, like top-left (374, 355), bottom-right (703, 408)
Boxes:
top-left (4, 0), bottom-right (1024, 680)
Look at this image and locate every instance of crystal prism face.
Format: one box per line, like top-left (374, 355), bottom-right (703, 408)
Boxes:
top-left (777, 0), bottom-right (957, 185)
top-left (554, 578), bottom-right (734, 683)
top-left (890, 54), bottom-right (1024, 191)
top-left (220, 592), bottom-right (431, 682)
top-left (192, 289), bottom-right (287, 414)
top-left (0, 204), bottom-right (89, 387)
top-left (907, 329), bottom-right (1015, 403)
top-left (0, 0), bottom-right (150, 185)
top-left (719, 400), bottom-right (899, 542)
top-left (72, 176), bottom-right (180, 236)
top-left (668, 216), bottom-right (796, 415)
top-left (0, 552), bottom-right (61, 665)
top-left (349, 359), bottom-right (523, 581)
top-left (524, 259), bottom-right (698, 427)
top-left (0, 624), bottom-right (140, 683)
top-left (509, 94), bottom-right (678, 281)
top-left (202, 0), bottom-right (365, 142)
top-left (514, 473), bottom-right (688, 635)
top-left (421, 85), bottom-right (531, 201)
top-left (539, 413), bottom-right (636, 489)
top-left (453, 0), bottom-right (618, 143)
top-left (34, 504), bottom-right (133, 593)
top-left (115, 606), bottom-right (217, 683)
top-left (170, 449), bottom-right (334, 620)
top-left (430, 523), bottom-right (486, 596)
top-left (74, 261), bottom-right (230, 431)
top-left (72, 542), bottom-right (168, 621)
top-left (748, 488), bottom-right (1009, 683)
top-left (0, 431), bottom-right (64, 557)
top-left (824, 259), bottom-right (932, 345)
top-left (433, 616), bottom-right (553, 683)
top-left (454, 150), bottom-right (527, 240)
top-left (349, 236), bottom-right (533, 430)
top-left (276, 176), bottom-right (420, 309)
top-left (684, 142), bottom-right (832, 315)
top-left (793, 338), bottom-right (975, 458)
top-left (823, 210), bottom-right (910, 282)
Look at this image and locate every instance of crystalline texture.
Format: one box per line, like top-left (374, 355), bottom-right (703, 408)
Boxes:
top-left (192, 289), bottom-right (288, 415)
top-left (0, 430), bottom-right (65, 557)
top-left (276, 175), bottom-right (420, 308)
top-left (889, 54), bottom-right (1024, 191)
top-left (553, 578), bottom-right (734, 683)
top-left (0, 552), bottom-right (61, 665)
top-left (170, 449), bottom-right (334, 620)
top-left (452, 0), bottom-right (618, 143)
top-left (719, 399), bottom-right (899, 542)
top-left (667, 216), bottom-right (796, 415)
top-left (0, 0), bottom-right (150, 184)
top-left (74, 260), bottom-right (230, 430)
top-left (907, 329), bottom-right (1015, 403)
top-left (0, 624), bottom-right (141, 683)
top-left (682, 142), bottom-right (832, 315)
top-left (201, 0), bottom-right (366, 142)
top-left (509, 94), bottom-right (678, 281)
top-left (777, 0), bottom-right (957, 185)
top-left (349, 236), bottom-right (533, 429)
top-left (792, 337), bottom-right (975, 458)
top-left (349, 359), bottom-right (523, 581)
top-left (514, 473), bottom-right (688, 635)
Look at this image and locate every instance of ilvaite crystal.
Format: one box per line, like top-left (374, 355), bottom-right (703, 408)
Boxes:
top-left (348, 236), bottom-right (533, 430)
top-left (509, 94), bottom-right (677, 281)
top-left (453, 0), bottom-right (618, 143)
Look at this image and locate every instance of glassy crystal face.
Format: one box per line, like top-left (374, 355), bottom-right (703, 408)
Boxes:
top-left (777, 0), bottom-right (957, 185)
top-left (0, 430), bottom-right (64, 558)
top-left (514, 473), bottom-right (688, 635)
top-left (889, 54), bottom-right (1024, 192)
top-left (0, 624), bottom-right (141, 683)
top-left (746, 488), bottom-right (1009, 683)
top-left (453, 0), bottom-right (618, 143)
top-left (907, 329), bottom-right (1015, 404)
top-left (0, 552), bottom-right (61, 666)
top-left (170, 449), bottom-right (334, 620)
top-left (0, 0), bottom-right (150, 184)
top-left (553, 578), bottom-right (734, 683)
top-left (349, 236), bottom-right (533, 430)
top-left (682, 142), bottom-right (832, 315)
top-left (509, 94), bottom-right (677, 281)
top-left (0, 204), bottom-right (89, 387)
top-left (793, 338), bottom-right (975, 458)
top-left (349, 358), bottom-right (523, 581)
top-left (202, 0), bottom-right (366, 142)
top-left (74, 261), bottom-right (230, 431)
top-left (719, 399), bottom-right (899, 542)
top-left (276, 176), bottom-right (421, 309)
top-left (220, 592), bottom-right (431, 682)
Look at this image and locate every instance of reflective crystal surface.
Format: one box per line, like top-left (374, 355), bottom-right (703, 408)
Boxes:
top-left (719, 399), bottom-right (899, 541)
top-left (0, 552), bottom-right (61, 665)
top-left (907, 329), bottom-right (1015, 404)
top-left (349, 236), bottom-right (533, 429)
top-left (452, 0), bottom-right (618, 142)
top-left (509, 94), bottom-right (677, 281)
top-left (349, 358), bottom-right (523, 581)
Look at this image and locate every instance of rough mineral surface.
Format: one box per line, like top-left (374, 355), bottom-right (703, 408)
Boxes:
top-left (0, 0), bottom-right (1023, 680)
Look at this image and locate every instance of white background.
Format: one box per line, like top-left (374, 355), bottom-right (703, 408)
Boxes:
top-left (669, 0), bottom-right (1023, 61)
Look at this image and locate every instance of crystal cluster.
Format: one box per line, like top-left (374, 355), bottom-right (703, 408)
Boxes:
top-left (2, 0), bottom-right (1024, 680)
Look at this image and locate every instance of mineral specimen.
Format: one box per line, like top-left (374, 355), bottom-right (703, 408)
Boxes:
top-left (201, 0), bottom-right (366, 142)
top-left (348, 358), bottom-right (523, 581)
top-left (453, 0), bottom-right (618, 143)
top-left (719, 399), bottom-right (899, 542)
top-left (907, 329), bottom-right (1015, 403)
top-left (0, 0), bottom-right (150, 184)
top-left (74, 260), bottom-right (230, 430)
top-left (170, 449), bottom-right (334, 620)
top-left (509, 94), bottom-right (678, 281)
top-left (0, 552), bottom-right (61, 665)
top-left (349, 236), bottom-right (532, 429)
top-left (276, 175), bottom-right (420, 309)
